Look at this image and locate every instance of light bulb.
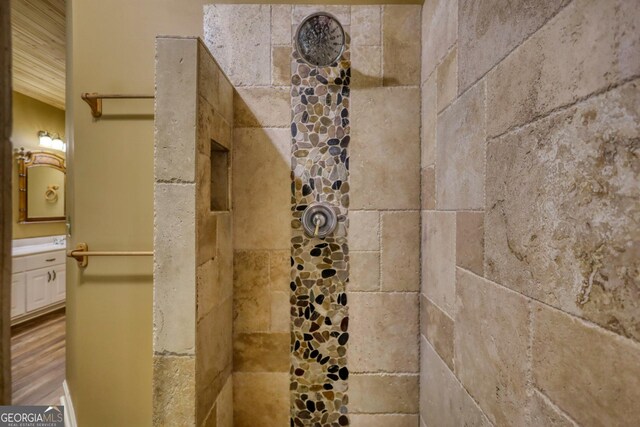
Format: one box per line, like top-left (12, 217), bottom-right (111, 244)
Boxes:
top-left (52, 138), bottom-right (65, 151)
top-left (39, 132), bottom-right (53, 148)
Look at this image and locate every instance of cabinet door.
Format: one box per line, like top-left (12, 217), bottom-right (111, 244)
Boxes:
top-left (11, 273), bottom-right (26, 317)
top-left (25, 267), bottom-right (50, 312)
top-left (48, 265), bottom-right (66, 303)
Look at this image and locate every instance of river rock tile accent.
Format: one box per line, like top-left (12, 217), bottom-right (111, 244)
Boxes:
top-left (290, 38), bottom-right (351, 426)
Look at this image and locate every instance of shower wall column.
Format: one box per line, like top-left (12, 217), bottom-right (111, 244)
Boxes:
top-left (153, 36), bottom-right (234, 427)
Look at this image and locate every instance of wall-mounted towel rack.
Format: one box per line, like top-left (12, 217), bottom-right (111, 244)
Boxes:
top-left (67, 242), bottom-right (153, 268)
top-left (81, 93), bottom-right (154, 118)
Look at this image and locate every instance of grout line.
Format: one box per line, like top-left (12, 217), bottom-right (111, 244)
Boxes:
top-left (422, 294), bottom-right (454, 323)
top-left (422, 336), bottom-right (495, 426)
top-left (459, 267), bottom-right (640, 349)
top-left (533, 388), bottom-right (581, 427)
top-left (350, 209), bottom-right (421, 212)
top-left (456, 0), bottom-right (575, 96)
top-left (350, 372), bottom-right (419, 376)
top-left (155, 179), bottom-right (195, 185)
top-left (488, 73), bottom-right (640, 141)
top-left (379, 5), bottom-right (384, 85)
top-left (348, 290), bottom-right (419, 295)
top-left (377, 210), bottom-right (382, 291)
top-left (525, 298), bottom-right (534, 425)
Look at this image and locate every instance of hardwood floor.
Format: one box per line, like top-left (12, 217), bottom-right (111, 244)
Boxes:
top-left (11, 309), bottom-right (65, 405)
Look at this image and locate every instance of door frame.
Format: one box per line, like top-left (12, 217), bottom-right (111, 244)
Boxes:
top-left (0, 0), bottom-right (14, 405)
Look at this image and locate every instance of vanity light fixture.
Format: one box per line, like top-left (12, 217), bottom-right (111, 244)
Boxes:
top-left (38, 131), bottom-right (66, 152)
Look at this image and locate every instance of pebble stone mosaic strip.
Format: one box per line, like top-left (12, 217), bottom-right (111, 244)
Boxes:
top-left (290, 44), bottom-right (351, 427)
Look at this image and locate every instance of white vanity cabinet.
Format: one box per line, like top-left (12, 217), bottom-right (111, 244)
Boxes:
top-left (11, 243), bottom-right (66, 323)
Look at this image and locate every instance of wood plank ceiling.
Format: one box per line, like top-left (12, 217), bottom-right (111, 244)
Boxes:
top-left (11, 0), bottom-right (65, 110)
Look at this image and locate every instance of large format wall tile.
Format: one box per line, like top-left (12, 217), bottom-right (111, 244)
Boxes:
top-left (233, 250), bottom-right (270, 333)
top-left (349, 211), bottom-right (379, 250)
top-left (233, 332), bottom-right (289, 372)
top-left (271, 5), bottom-right (292, 45)
top-left (455, 269), bottom-right (530, 426)
top-left (529, 390), bottom-right (575, 427)
top-left (351, 414), bottom-right (418, 427)
top-left (533, 303), bottom-right (640, 426)
top-left (350, 251), bottom-right (380, 292)
top-left (381, 211), bottom-right (420, 291)
top-left (204, 5), bottom-right (271, 86)
top-left (233, 128), bottom-right (290, 250)
top-left (422, 211), bottom-right (456, 316)
top-left (215, 377), bottom-right (233, 427)
top-left (486, 80), bottom-right (640, 341)
top-left (436, 45), bottom-right (457, 112)
top-left (486, 0), bottom-right (640, 137)
top-left (154, 183), bottom-right (195, 355)
top-left (351, 87), bottom-right (420, 210)
top-left (196, 297), bottom-right (232, 417)
top-left (458, 0), bottom-right (569, 92)
top-left (350, 292), bottom-right (419, 373)
top-left (420, 337), bottom-right (491, 427)
top-left (351, 6), bottom-right (381, 46)
top-left (234, 87), bottom-right (290, 128)
top-left (153, 356), bottom-right (196, 426)
top-left (421, 72), bottom-right (436, 167)
top-left (456, 211), bottom-right (483, 275)
top-left (350, 374), bottom-right (419, 414)
top-left (436, 80), bottom-right (485, 210)
top-left (421, 0), bottom-right (457, 82)
top-left (155, 38), bottom-right (197, 182)
top-left (351, 46), bottom-right (382, 88)
top-left (421, 295), bottom-right (454, 370)
top-left (382, 5), bottom-right (421, 86)
top-left (233, 372), bottom-right (289, 427)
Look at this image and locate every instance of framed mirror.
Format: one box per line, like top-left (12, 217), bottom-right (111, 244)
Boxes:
top-left (15, 148), bottom-right (66, 223)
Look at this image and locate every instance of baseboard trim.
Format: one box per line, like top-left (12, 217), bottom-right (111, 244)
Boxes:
top-left (11, 302), bottom-right (65, 326)
top-left (61, 380), bottom-right (77, 427)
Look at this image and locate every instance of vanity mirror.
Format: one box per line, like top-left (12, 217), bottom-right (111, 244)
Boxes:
top-left (15, 148), bottom-right (66, 223)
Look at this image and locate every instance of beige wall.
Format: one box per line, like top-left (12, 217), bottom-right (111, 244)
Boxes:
top-left (11, 91), bottom-right (66, 239)
top-left (420, 0), bottom-right (640, 426)
top-left (66, 1), bottom-right (209, 426)
top-left (205, 4), bottom-right (421, 425)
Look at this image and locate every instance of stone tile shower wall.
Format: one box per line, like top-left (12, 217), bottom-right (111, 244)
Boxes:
top-left (289, 36), bottom-right (351, 427)
top-left (154, 37), bottom-right (234, 427)
top-left (205, 4), bottom-right (421, 426)
top-left (420, 1), bottom-right (640, 426)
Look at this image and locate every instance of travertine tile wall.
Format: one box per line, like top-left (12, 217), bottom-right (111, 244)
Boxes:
top-left (154, 36), bottom-right (234, 427)
top-left (420, 1), bottom-right (640, 426)
top-left (205, 4), bottom-right (421, 426)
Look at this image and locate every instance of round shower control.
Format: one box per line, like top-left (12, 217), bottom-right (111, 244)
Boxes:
top-left (301, 203), bottom-right (338, 238)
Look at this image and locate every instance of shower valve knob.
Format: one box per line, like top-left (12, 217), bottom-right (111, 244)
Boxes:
top-left (301, 203), bottom-right (338, 238)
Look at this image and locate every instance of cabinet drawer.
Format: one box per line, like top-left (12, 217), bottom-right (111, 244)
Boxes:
top-left (12, 257), bottom-right (27, 273)
top-left (21, 250), bottom-right (66, 271)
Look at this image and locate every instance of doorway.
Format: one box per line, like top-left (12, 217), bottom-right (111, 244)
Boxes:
top-left (8, 0), bottom-right (67, 406)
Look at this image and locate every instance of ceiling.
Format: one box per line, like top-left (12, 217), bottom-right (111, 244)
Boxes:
top-left (11, 0), bottom-right (66, 110)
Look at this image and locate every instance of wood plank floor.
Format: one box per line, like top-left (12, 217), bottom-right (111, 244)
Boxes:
top-left (11, 310), bottom-right (65, 405)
